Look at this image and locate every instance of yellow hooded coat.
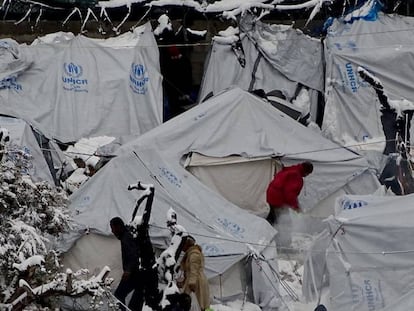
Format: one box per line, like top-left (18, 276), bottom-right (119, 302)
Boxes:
top-left (181, 244), bottom-right (210, 310)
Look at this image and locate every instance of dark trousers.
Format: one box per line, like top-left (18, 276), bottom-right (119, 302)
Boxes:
top-left (114, 268), bottom-right (161, 311)
top-left (114, 271), bottom-right (144, 311)
top-left (266, 206), bottom-right (283, 225)
top-left (141, 268), bottom-right (162, 311)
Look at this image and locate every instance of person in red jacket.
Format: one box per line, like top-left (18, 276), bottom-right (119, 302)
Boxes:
top-left (266, 161), bottom-right (313, 225)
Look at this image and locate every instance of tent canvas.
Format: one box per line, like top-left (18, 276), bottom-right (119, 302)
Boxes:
top-left (322, 11), bottom-right (414, 146)
top-left (0, 23), bottom-right (162, 143)
top-left (198, 15), bottom-right (324, 122)
top-left (306, 193), bottom-right (414, 311)
top-left (0, 115), bottom-right (66, 185)
top-left (61, 87), bottom-right (378, 309)
top-left (185, 153), bottom-right (280, 217)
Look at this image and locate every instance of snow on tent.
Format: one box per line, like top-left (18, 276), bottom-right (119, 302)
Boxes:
top-left (322, 1), bottom-right (414, 147)
top-left (198, 14), bottom-right (324, 124)
top-left (0, 22), bottom-right (162, 143)
top-left (0, 115), bottom-right (66, 185)
top-left (60, 87), bottom-right (378, 307)
top-left (303, 193), bottom-right (414, 311)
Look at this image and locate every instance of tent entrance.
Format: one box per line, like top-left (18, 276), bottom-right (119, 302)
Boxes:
top-left (184, 152), bottom-right (281, 217)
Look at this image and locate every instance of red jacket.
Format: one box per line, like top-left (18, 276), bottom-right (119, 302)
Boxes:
top-left (266, 164), bottom-right (306, 210)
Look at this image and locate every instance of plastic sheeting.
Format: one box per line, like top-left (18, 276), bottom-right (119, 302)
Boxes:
top-left (0, 115), bottom-right (63, 184)
top-left (304, 193), bottom-right (414, 310)
top-left (0, 23), bottom-right (162, 143)
top-left (198, 16), bottom-right (323, 121)
top-left (323, 13), bottom-right (414, 145)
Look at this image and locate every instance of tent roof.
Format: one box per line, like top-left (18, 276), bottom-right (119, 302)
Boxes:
top-left (333, 193), bottom-right (414, 228)
top-left (0, 23), bottom-right (162, 143)
top-left (122, 87), bottom-right (363, 162)
top-left (67, 86), bottom-right (375, 242)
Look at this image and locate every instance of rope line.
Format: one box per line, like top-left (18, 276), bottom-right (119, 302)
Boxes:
top-left (253, 258), bottom-right (293, 311)
top-left (149, 224), bottom-right (414, 256)
top-left (35, 138), bottom-right (398, 159)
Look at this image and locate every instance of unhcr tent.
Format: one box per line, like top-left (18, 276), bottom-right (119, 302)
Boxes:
top-left (199, 15), bottom-right (324, 122)
top-left (0, 22), bottom-right (162, 143)
top-left (0, 115), bottom-right (66, 185)
top-left (60, 87), bottom-right (378, 309)
top-left (304, 193), bottom-right (414, 311)
top-left (322, 5), bottom-right (414, 146)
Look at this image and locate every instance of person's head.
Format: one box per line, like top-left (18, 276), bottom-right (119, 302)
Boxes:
top-left (301, 161), bottom-right (313, 177)
top-left (110, 217), bottom-right (126, 240)
top-left (314, 304), bottom-right (327, 311)
top-left (181, 235), bottom-right (196, 252)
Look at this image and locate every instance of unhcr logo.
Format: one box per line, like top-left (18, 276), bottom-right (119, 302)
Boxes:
top-left (341, 198), bottom-right (368, 210)
top-left (62, 62), bottom-right (88, 92)
top-left (64, 62), bottom-right (83, 78)
top-left (200, 243), bottom-right (222, 256)
top-left (129, 63), bottom-right (149, 94)
top-left (217, 217), bottom-right (245, 239)
top-left (0, 76), bottom-right (22, 91)
top-left (351, 280), bottom-right (384, 310)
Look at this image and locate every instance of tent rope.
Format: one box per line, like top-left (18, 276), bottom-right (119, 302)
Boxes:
top-left (264, 258), bottom-right (300, 302)
top-left (38, 138), bottom-right (399, 160)
top-left (252, 258), bottom-right (292, 311)
top-left (150, 223), bottom-right (414, 255)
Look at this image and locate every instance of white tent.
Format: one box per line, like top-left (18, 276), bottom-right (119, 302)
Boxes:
top-left (322, 7), bottom-right (414, 146)
top-left (304, 193), bottom-right (414, 311)
top-left (0, 115), bottom-right (66, 185)
top-left (0, 23), bottom-right (162, 143)
top-left (199, 15), bottom-right (324, 122)
top-left (60, 87), bottom-right (378, 309)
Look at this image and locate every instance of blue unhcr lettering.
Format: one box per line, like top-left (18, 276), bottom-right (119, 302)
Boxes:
top-left (158, 166), bottom-right (182, 188)
top-left (200, 244), bottom-right (222, 256)
top-left (130, 63), bottom-right (149, 94)
top-left (351, 279), bottom-right (384, 310)
top-left (364, 280), bottom-right (376, 311)
top-left (341, 198), bottom-right (368, 210)
top-left (62, 62), bottom-right (88, 92)
top-left (216, 218), bottom-right (245, 238)
top-left (0, 76), bottom-right (23, 91)
top-left (345, 62), bottom-right (358, 93)
top-left (351, 284), bottom-right (363, 305)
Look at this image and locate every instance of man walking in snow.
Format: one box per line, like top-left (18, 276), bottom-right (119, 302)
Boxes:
top-left (110, 182), bottom-right (162, 311)
top-left (110, 216), bottom-right (143, 311)
top-left (266, 161), bottom-right (313, 225)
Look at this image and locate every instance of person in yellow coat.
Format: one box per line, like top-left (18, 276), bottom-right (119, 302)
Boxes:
top-left (179, 236), bottom-right (210, 311)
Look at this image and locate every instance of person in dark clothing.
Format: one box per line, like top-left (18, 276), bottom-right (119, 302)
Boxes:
top-left (128, 182), bottom-right (161, 311)
top-left (164, 292), bottom-right (191, 311)
top-left (110, 182), bottom-right (161, 311)
top-left (110, 217), bottom-right (143, 311)
top-left (314, 304), bottom-right (327, 311)
top-left (160, 45), bottom-right (194, 120)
